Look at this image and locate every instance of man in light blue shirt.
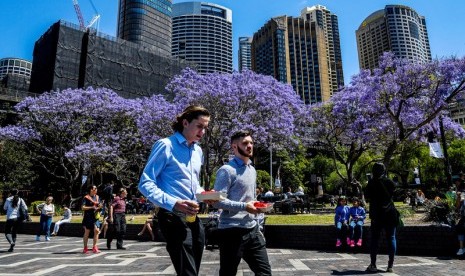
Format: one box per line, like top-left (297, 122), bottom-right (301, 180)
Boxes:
top-left (213, 130), bottom-right (272, 276)
top-left (139, 105), bottom-right (210, 276)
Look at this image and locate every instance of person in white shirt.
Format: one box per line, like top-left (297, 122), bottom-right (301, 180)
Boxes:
top-left (51, 205), bottom-right (72, 236)
top-left (36, 196), bottom-right (55, 241)
top-left (3, 189), bottom-right (28, 252)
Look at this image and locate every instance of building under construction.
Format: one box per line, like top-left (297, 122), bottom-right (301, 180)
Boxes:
top-left (30, 20), bottom-right (194, 98)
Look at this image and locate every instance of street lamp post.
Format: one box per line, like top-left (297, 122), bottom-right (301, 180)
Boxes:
top-left (269, 143), bottom-right (273, 190)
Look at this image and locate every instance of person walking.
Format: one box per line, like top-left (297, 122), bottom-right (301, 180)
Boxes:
top-left (3, 189), bottom-right (29, 252)
top-left (212, 130), bottom-right (272, 276)
top-left (81, 185), bottom-right (103, 254)
top-left (365, 163), bottom-right (398, 273)
top-left (36, 196), bottom-right (55, 241)
top-left (107, 188), bottom-right (128, 250)
top-left (51, 205), bottom-right (72, 236)
top-left (138, 105), bottom-right (212, 276)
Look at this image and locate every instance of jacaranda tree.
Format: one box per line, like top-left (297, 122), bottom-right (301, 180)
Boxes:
top-left (310, 52), bottom-right (465, 186)
top-left (167, 69), bottom-right (306, 188)
top-left (0, 87), bottom-right (172, 196)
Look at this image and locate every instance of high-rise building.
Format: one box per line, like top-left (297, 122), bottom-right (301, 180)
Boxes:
top-left (30, 20), bottom-right (192, 98)
top-left (238, 37), bottom-right (252, 72)
top-left (356, 5), bottom-right (432, 69)
top-left (0, 58), bottom-right (32, 93)
top-left (117, 0), bottom-right (172, 57)
top-left (301, 5), bottom-right (344, 96)
top-left (252, 6), bottom-right (343, 104)
top-left (0, 58), bottom-right (32, 79)
top-left (172, 2), bottom-right (232, 74)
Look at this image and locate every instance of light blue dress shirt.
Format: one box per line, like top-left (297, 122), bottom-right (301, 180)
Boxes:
top-left (138, 132), bottom-right (205, 211)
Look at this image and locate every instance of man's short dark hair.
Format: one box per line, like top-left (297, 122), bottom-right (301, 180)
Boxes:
top-left (231, 130), bottom-right (252, 143)
top-left (172, 105), bottom-right (210, 133)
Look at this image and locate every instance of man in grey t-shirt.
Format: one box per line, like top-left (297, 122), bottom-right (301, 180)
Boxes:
top-left (213, 130), bottom-right (272, 276)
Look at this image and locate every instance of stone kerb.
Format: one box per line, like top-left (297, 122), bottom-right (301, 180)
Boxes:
top-left (0, 222), bottom-right (456, 256)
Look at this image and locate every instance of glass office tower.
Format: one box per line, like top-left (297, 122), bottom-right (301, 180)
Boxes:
top-left (117, 0), bottom-right (172, 57)
top-left (356, 4), bottom-right (431, 69)
top-left (172, 2), bottom-right (232, 74)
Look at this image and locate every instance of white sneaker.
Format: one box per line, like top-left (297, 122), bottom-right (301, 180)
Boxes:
top-left (45, 237), bottom-right (51, 241)
top-left (457, 248), bottom-right (465, 256)
top-left (35, 236), bottom-right (40, 241)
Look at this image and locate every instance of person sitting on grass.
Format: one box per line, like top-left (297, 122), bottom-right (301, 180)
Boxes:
top-left (334, 196), bottom-right (350, 247)
top-left (348, 197), bottom-right (366, 247)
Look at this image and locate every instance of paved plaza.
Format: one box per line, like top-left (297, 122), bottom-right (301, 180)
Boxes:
top-left (0, 234), bottom-right (464, 275)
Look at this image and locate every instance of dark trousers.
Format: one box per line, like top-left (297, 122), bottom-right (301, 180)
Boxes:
top-left (5, 219), bottom-right (20, 245)
top-left (107, 213), bottom-right (126, 248)
top-left (370, 220), bottom-right (397, 267)
top-left (218, 226), bottom-right (272, 276)
top-left (158, 209), bottom-right (205, 276)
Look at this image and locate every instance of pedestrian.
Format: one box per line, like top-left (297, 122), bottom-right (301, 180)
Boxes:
top-left (455, 189), bottom-right (465, 256)
top-left (138, 105), bottom-right (213, 276)
top-left (81, 185), bottom-right (103, 254)
top-left (107, 187), bottom-right (128, 250)
top-left (36, 196), bottom-right (55, 241)
top-left (3, 189), bottom-right (29, 252)
top-left (212, 130), bottom-right (272, 276)
top-left (51, 205), bottom-right (72, 236)
top-left (365, 163), bottom-right (398, 273)
top-left (348, 197), bottom-right (366, 247)
top-left (334, 196), bottom-right (349, 247)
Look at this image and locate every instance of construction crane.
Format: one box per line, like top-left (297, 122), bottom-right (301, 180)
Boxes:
top-left (72, 0), bottom-right (100, 31)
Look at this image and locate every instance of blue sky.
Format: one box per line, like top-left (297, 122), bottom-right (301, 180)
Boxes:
top-left (0, 0), bottom-right (464, 83)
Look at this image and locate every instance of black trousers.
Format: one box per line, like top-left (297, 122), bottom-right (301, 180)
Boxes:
top-left (218, 225), bottom-right (272, 276)
top-left (5, 219), bottom-right (20, 245)
top-left (158, 209), bottom-right (205, 276)
top-left (107, 213), bottom-right (126, 248)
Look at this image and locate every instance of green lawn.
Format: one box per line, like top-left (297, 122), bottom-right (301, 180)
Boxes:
top-left (0, 202), bottom-right (418, 226)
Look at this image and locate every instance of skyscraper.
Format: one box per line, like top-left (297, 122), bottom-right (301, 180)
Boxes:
top-left (251, 6), bottom-right (343, 104)
top-left (172, 2), bottom-right (232, 74)
top-left (301, 5), bottom-right (344, 97)
top-left (356, 5), bottom-right (432, 69)
top-left (117, 0), bottom-right (172, 57)
top-left (238, 37), bottom-right (252, 72)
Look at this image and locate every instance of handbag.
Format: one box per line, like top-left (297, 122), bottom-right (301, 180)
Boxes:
top-left (17, 199), bottom-right (29, 222)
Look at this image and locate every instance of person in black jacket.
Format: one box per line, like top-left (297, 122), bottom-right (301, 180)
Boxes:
top-left (365, 163), bottom-right (398, 273)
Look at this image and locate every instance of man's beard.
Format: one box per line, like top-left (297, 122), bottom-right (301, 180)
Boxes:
top-left (238, 146), bottom-right (253, 158)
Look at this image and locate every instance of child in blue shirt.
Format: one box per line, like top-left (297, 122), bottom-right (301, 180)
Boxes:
top-left (348, 197), bottom-right (366, 247)
top-left (334, 196), bottom-right (350, 247)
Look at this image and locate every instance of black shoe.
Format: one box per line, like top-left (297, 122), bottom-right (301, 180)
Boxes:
top-left (8, 244), bottom-right (14, 252)
top-left (106, 241), bottom-right (111, 250)
top-left (116, 247), bottom-right (127, 250)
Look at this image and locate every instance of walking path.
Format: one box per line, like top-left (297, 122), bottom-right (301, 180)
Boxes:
top-left (0, 234), bottom-right (462, 275)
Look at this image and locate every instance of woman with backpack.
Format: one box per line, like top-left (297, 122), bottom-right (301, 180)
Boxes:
top-left (3, 189), bottom-right (29, 252)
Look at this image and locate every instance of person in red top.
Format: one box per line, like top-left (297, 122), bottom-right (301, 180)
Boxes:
top-left (107, 188), bottom-right (128, 250)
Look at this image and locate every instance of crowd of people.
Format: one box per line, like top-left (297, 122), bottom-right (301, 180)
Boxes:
top-left (4, 105), bottom-right (465, 275)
